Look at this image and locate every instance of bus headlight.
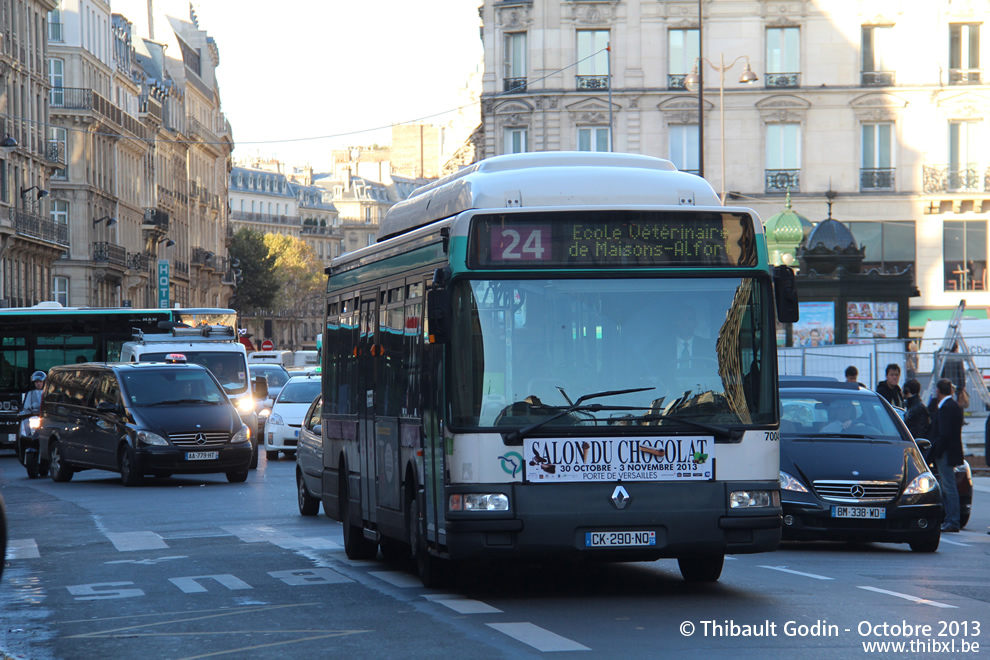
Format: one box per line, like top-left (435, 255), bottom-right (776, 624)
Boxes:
top-left (236, 396), bottom-right (255, 414)
top-left (449, 493), bottom-right (509, 512)
top-left (137, 430), bottom-right (168, 447)
top-left (231, 425), bottom-right (250, 445)
top-left (779, 471), bottom-right (809, 493)
top-left (904, 472), bottom-right (938, 495)
top-left (729, 490), bottom-right (778, 508)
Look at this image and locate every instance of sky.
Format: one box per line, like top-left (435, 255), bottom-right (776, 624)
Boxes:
top-left (192, 1), bottom-right (484, 170)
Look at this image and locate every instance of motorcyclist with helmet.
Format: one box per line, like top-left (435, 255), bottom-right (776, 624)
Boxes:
top-left (17, 370), bottom-right (47, 478)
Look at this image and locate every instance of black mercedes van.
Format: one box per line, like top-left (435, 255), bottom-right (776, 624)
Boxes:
top-left (37, 361), bottom-right (252, 486)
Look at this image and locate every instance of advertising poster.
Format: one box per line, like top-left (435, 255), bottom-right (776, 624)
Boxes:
top-left (847, 302), bottom-right (898, 344)
top-left (793, 302), bottom-right (835, 347)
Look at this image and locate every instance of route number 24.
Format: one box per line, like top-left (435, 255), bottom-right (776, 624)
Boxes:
top-left (492, 226), bottom-right (550, 261)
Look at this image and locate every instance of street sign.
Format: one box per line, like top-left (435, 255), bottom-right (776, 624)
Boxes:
top-left (261, 339), bottom-right (274, 351)
top-left (157, 259), bottom-right (170, 309)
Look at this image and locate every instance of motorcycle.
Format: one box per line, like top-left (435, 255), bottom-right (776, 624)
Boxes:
top-left (16, 412), bottom-right (46, 479)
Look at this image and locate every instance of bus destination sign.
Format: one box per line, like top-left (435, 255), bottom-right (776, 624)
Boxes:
top-left (469, 210), bottom-right (756, 269)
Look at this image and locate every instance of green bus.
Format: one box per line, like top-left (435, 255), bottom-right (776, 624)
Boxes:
top-left (313, 152), bottom-right (798, 585)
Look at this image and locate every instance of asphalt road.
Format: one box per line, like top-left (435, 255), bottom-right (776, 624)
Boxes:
top-left (2, 452), bottom-right (989, 659)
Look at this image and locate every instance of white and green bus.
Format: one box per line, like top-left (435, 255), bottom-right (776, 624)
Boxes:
top-left (315, 152), bottom-right (798, 585)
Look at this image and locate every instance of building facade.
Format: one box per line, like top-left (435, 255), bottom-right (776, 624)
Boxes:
top-left (480, 0), bottom-right (990, 322)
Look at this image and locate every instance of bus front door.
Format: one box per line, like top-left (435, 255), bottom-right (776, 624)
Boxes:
top-left (358, 294), bottom-right (379, 525)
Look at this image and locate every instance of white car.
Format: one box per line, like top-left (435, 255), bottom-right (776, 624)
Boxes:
top-left (263, 375), bottom-right (321, 461)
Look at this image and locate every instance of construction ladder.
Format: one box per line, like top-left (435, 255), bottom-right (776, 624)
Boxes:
top-left (923, 299), bottom-right (990, 410)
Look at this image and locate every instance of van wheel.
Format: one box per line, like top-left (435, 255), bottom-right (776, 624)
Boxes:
top-left (677, 554), bottom-right (724, 582)
top-left (340, 467), bottom-right (377, 560)
top-left (226, 470), bottom-right (249, 483)
top-left (119, 445), bottom-right (144, 487)
top-left (49, 441), bottom-right (74, 482)
top-left (248, 442), bottom-right (259, 470)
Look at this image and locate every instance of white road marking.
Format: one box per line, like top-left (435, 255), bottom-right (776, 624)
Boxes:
top-left (6, 539), bottom-right (40, 559)
top-left (858, 586), bottom-right (957, 609)
top-left (106, 555), bottom-right (188, 565)
top-left (169, 574), bottom-right (253, 594)
top-left (106, 531), bottom-right (168, 552)
top-left (487, 622), bottom-right (590, 652)
top-left (369, 571), bottom-right (423, 588)
top-left (268, 568), bottom-right (353, 585)
top-left (221, 525), bottom-right (339, 551)
top-left (296, 536), bottom-right (341, 550)
top-left (938, 537), bottom-right (970, 547)
top-left (428, 597), bottom-right (502, 614)
top-left (759, 565), bottom-right (833, 580)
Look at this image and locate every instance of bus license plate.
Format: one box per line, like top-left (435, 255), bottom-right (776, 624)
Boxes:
top-left (186, 451), bottom-right (219, 461)
top-left (585, 531), bottom-right (656, 548)
top-left (831, 506), bottom-right (885, 519)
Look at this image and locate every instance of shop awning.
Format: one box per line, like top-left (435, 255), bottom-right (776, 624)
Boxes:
top-left (909, 307), bottom-right (988, 327)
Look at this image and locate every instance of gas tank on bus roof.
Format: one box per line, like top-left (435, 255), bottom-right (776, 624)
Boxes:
top-left (378, 152), bottom-right (722, 242)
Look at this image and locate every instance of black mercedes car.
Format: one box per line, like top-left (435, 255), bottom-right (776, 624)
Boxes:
top-left (778, 378), bottom-right (943, 552)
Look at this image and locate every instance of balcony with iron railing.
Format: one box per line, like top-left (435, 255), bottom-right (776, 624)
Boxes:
top-left (126, 251), bottom-right (151, 272)
top-left (861, 71), bottom-right (895, 86)
top-left (92, 242), bottom-right (127, 269)
top-left (230, 210), bottom-right (298, 226)
top-left (174, 260), bottom-right (189, 278)
top-left (142, 208), bottom-right (169, 231)
top-left (503, 78), bottom-right (527, 93)
top-left (667, 74), bottom-right (687, 90)
top-left (860, 168), bottom-right (896, 192)
top-left (765, 169), bottom-right (801, 193)
top-left (186, 115), bottom-right (219, 143)
top-left (49, 87), bottom-right (144, 138)
top-left (139, 94), bottom-right (163, 123)
top-left (192, 247), bottom-right (217, 269)
top-left (576, 75), bottom-right (609, 90)
top-left (46, 139), bottom-right (65, 166)
top-left (949, 69), bottom-right (982, 84)
top-left (8, 209), bottom-right (69, 247)
top-left (923, 164), bottom-right (990, 193)
top-left (765, 72), bottom-right (800, 88)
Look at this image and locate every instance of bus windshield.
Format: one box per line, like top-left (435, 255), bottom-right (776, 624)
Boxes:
top-left (449, 277), bottom-right (774, 431)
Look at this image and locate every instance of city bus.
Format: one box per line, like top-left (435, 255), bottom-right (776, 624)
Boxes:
top-left (317, 152), bottom-right (799, 586)
top-left (0, 303), bottom-right (238, 443)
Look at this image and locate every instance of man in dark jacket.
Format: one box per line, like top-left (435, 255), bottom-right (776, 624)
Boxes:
top-left (902, 379), bottom-right (930, 441)
top-left (875, 363), bottom-right (903, 407)
top-left (930, 378), bottom-right (964, 532)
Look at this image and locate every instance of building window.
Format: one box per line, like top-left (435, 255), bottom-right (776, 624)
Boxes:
top-left (949, 120), bottom-right (980, 191)
top-left (577, 127), bottom-right (609, 152)
top-left (365, 207), bottom-right (372, 223)
top-left (949, 24), bottom-right (981, 84)
top-left (251, 200), bottom-right (256, 213)
top-left (504, 127), bottom-right (528, 154)
top-left (862, 26), bottom-right (895, 85)
top-left (766, 27), bottom-right (800, 87)
top-left (51, 200), bottom-right (68, 225)
top-left (860, 123), bottom-right (894, 191)
top-left (53, 276), bottom-right (69, 306)
top-left (0, 158), bottom-right (7, 204)
top-left (943, 220), bottom-right (987, 291)
top-left (49, 126), bottom-right (67, 178)
top-left (669, 125), bottom-right (699, 175)
top-left (576, 30), bottom-right (610, 90)
top-left (503, 32), bottom-right (527, 93)
top-left (49, 58), bottom-right (65, 105)
top-left (845, 221), bottom-right (915, 274)
top-left (667, 28), bottom-right (699, 90)
top-left (765, 123), bottom-right (801, 192)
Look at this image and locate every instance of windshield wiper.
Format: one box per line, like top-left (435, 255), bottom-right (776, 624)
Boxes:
top-left (504, 387), bottom-right (654, 444)
top-left (146, 398), bottom-right (217, 406)
top-left (618, 411), bottom-right (738, 439)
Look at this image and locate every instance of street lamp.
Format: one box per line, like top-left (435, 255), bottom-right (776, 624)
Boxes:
top-left (93, 215), bottom-right (117, 228)
top-left (685, 54), bottom-right (758, 203)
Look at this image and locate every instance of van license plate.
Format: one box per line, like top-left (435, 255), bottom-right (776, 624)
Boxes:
top-left (186, 451), bottom-right (219, 461)
top-left (585, 531), bottom-right (656, 547)
top-left (831, 506), bottom-right (885, 519)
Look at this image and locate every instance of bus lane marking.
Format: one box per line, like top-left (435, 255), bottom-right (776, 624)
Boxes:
top-left (858, 586), bottom-right (957, 609)
top-left (936, 537), bottom-right (970, 547)
top-left (106, 531), bottom-right (168, 551)
top-left (422, 594), bottom-right (503, 614)
top-left (169, 574), bottom-right (253, 594)
top-left (6, 539), bottom-right (40, 559)
top-left (759, 565), bottom-right (833, 580)
top-left (487, 622), bottom-right (590, 652)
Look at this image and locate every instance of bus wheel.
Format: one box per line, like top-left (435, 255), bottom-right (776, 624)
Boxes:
top-left (408, 493), bottom-right (449, 588)
top-left (677, 554), bottom-right (724, 583)
top-left (339, 469), bottom-right (377, 560)
top-left (49, 441), bottom-right (74, 483)
top-left (379, 535), bottom-right (410, 561)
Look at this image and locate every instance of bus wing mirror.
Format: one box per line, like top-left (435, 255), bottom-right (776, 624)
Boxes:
top-left (427, 284), bottom-right (451, 345)
top-left (773, 265), bottom-right (799, 324)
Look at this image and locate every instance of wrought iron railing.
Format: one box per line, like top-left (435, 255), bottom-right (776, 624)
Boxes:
top-left (861, 71), bottom-right (895, 86)
top-left (503, 77), bottom-right (527, 93)
top-left (92, 242), bottom-right (127, 268)
top-left (667, 74), bottom-right (687, 90)
top-left (126, 252), bottom-right (150, 271)
top-left (765, 72), bottom-right (800, 88)
top-left (949, 69), bottom-right (982, 84)
top-left (49, 87), bottom-right (144, 137)
top-left (46, 139), bottom-right (65, 165)
top-left (9, 209), bottom-right (69, 247)
top-left (142, 208), bottom-right (169, 231)
top-left (139, 95), bottom-right (163, 122)
top-left (860, 168), bottom-right (895, 191)
top-left (922, 164), bottom-right (988, 193)
top-left (174, 261), bottom-right (189, 277)
top-left (765, 169), bottom-right (800, 192)
top-left (576, 75), bottom-right (609, 90)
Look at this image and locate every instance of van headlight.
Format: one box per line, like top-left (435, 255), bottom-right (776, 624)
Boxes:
top-left (231, 425), bottom-right (250, 444)
top-left (236, 396), bottom-right (255, 414)
top-left (137, 430), bottom-right (168, 447)
top-left (904, 472), bottom-right (939, 495)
